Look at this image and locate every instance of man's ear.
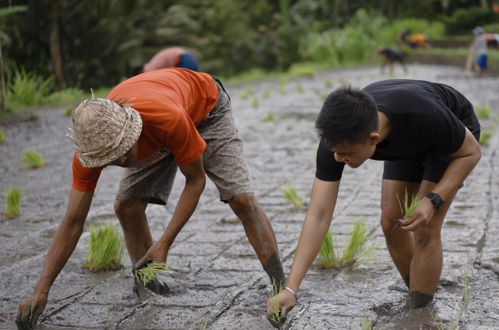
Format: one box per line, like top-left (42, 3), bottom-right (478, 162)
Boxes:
top-left (368, 132), bottom-right (380, 145)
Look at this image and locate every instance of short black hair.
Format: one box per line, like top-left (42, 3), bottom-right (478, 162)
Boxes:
top-left (315, 85), bottom-right (378, 147)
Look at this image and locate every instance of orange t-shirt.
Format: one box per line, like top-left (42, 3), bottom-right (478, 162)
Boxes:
top-left (72, 68), bottom-right (219, 192)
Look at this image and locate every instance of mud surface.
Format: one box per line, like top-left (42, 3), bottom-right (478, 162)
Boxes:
top-left (1, 65), bottom-right (498, 329)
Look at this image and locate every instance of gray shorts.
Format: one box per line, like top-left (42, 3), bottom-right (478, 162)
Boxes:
top-left (116, 80), bottom-right (253, 204)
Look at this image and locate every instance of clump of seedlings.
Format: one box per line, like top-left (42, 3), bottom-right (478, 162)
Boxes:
top-left (476, 105), bottom-right (491, 119)
top-left (266, 279), bottom-right (284, 328)
top-left (239, 86), bottom-right (255, 100)
top-left (0, 127), bottom-right (5, 144)
top-left (22, 150), bottom-right (46, 169)
top-left (85, 223), bottom-right (124, 271)
top-left (262, 90), bottom-right (271, 99)
top-left (4, 186), bottom-right (23, 218)
top-left (338, 76), bottom-right (350, 85)
top-left (316, 219), bottom-right (373, 269)
top-left (261, 113), bottom-right (277, 123)
top-left (278, 77), bottom-right (288, 95)
top-left (480, 130), bottom-right (492, 145)
top-left (64, 106), bottom-right (73, 117)
top-left (281, 185), bottom-right (304, 209)
top-left (251, 97), bottom-right (260, 109)
top-left (135, 262), bottom-right (169, 286)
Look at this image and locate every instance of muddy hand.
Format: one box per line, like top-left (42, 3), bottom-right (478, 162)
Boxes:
top-left (133, 258), bottom-right (170, 296)
top-left (266, 291), bottom-right (296, 328)
top-left (16, 294), bottom-right (47, 330)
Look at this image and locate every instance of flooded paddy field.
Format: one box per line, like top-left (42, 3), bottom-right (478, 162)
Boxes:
top-left (0, 65), bottom-right (498, 329)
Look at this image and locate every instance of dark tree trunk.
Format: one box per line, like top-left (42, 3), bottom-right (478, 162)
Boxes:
top-left (50, 13), bottom-right (66, 87)
top-left (0, 39), bottom-right (8, 112)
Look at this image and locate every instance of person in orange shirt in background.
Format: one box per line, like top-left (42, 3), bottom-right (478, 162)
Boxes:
top-left (143, 46), bottom-right (199, 72)
top-left (15, 68), bottom-right (285, 329)
top-left (399, 29), bottom-right (431, 49)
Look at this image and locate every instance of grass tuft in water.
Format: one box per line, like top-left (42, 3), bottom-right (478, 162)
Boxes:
top-left (251, 97), bottom-right (260, 108)
top-left (480, 130), bottom-right (492, 145)
top-left (136, 262), bottom-right (169, 285)
top-left (22, 150), bottom-right (46, 169)
top-left (281, 185), bottom-right (304, 209)
top-left (476, 105), bottom-right (491, 119)
top-left (398, 188), bottom-right (424, 218)
top-left (64, 106), bottom-right (73, 117)
top-left (4, 186), bottom-right (23, 218)
top-left (316, 219), bottom-right (373, 269)
top-left (0, 127), bottom-right (5, 143)
top-left (85, 223), bottom-right (124, 271)
top-left (261, 113), bottom-right (277, 123)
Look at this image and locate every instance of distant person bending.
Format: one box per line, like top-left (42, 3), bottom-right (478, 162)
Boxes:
top-left (378, 47), bottom-right (408, 74)
top-left (143, 47), bottom-right (199, 72)
top-left (399, 29), bottom-right (431, 49)
top-left (267, 80), bottom-right (481, 327)
top-left (471, 27), bottom-right (488, 75)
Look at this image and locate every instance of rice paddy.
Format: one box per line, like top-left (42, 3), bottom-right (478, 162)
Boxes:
top-left (84, 223), bottom-right (124, 271)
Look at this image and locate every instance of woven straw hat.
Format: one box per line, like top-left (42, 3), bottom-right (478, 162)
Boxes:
top-left (67, 98), bottom-right (142, 168)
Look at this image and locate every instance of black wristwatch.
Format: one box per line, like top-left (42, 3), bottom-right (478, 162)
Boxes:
top-left (426, 192), bottom-right (444, 210)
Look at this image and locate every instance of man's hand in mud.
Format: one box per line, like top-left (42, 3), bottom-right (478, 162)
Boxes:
top-left (16, 293), bottom-right (47, 330)
top-left (132, 258), bottom-right (170, 296)
top-left (400, 198), bottom-right (435, 231)
top-left (266, 290), bottom-right (296, 328)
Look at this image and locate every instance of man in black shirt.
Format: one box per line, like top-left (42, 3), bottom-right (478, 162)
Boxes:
top-left (267, 79), bottom-right (481, 320)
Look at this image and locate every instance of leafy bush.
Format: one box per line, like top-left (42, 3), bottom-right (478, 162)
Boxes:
top-left (4, 186), bottom-right (23, 218)
top-left (22, 150), bottom-right (46, 169)
top-left (444, 7), bottom-right (498, 34)
top-left (8, 70), bottom-right (53, 108)
top-left (85, 223), bottom-right (124, 271)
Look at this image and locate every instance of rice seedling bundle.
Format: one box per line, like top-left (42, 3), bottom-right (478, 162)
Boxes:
top-left (4, 186), bottom-right (23, 218)
top-left (480, 131), bottom-right (492, 145)
top-left (476, 105), bottom-right (491, 119)
top-left (340, 220), bottom-right (373, 266)
top-left (85, 223), bottom-right (124, 271)
top-left (398, 189), bottom-right (424, 219)
top-left (0, 128), bottom-right (5, 143)
top-left (316, 231), bottom-right (339, 268)
top-left (281, 185), bottom-right (304, 210)
top-left (136, 262), bottom-right (169, 285)
top-left (22, 150), bottom-right (46, 169)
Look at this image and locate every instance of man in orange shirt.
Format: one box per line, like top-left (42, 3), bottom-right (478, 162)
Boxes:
top-left (16, 68), bottom-right (284, 329)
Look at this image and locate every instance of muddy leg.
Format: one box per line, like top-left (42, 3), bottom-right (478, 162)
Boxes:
top-left (381, 180), bottom-right (419, 288)
top-left (114, 199), bottom-right (152, 264)
top-left (229, 193), bottom-right (285, 287)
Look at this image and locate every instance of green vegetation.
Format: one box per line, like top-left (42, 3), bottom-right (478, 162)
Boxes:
top-left (262, 90), bottom-right (271, 99)
top-left (29, 295), bottom-right (38, 320)
top-left (361, 317), bottom-right (374, 330)
top-left (85, 223), bottom-right (124, 271)
top-left (324, 79), bottom-right (333, 89)
top-left (48, 88), bottom-right (85, 106)
top-left (398, 189), bottom-right (424, 219)
top-left (316, 220), bottom-right (373, 269)
top-left (22, 150), bottom-right (46, 169)
top-left (476, 105), bottom-right (491, 119)
top-left (480, 131), bottom-right (492, 145)
top-left (8, 70), bottom-right (53, 109)
top-left (295, 83), bottom-right (304, 94)
top-left (64, 106), bottom-right (73, 117)
top-left (4, 186), bottom-right (23, 218)
top-left (251, 97), bottom-right (260, 109)
top-left (267, 279), bottom-right (284, 327)
top-left (278, 77), bottom-right (288, 95)
top-left (282, 185), bottom-right (304, 210)
top-left (136, 262), bottom-right (169, 286)
top-left (239, 86), bottom-right (255, 100)
top-left (0, 127), bottom-right (5, 143)
top-left (261, 113), bottom-right (277, 123)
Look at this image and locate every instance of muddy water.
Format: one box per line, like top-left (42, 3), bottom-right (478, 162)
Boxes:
top-left (0, 65), bottom-right (498, 329)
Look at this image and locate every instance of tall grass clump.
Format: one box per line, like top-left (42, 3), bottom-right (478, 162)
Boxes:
top-left (22, 150), bottom-right (46, 169)
top-left (4, 186), bottom-right (23, 218)
top-left (316, 220), bottom-right (373, 269)
top-left (476, 105), bottom-right (491, 119)
top-left (0, 127), bottom-right (5, 143)
top-left (8, 70), bottom-right (53, 108)
top-left (85, 223), bottom-right (124, 271)
top-left (136, 262), bottom-right (169, 285)
top-left (480, 130), bottom-right (492, 145)
top-left (282, 185), bottom-right (304, 209)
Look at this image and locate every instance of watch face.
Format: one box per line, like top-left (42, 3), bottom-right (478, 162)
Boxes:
top-left (427, 192), bottom-right (443, 209)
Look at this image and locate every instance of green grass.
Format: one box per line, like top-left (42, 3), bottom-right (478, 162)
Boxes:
top-left (64, 106), bottom-right (73, 117)
top-left (480, 131), bottom-right (492, 145)
top-left (324, 79), bottom-right (333, 89)
top-left (316, 220), bottom-right (373, 269)
top-left (47, 88), bottom-right (84, 106)
top-left (0, 127), bottom-right (5, 143)
top-left (136, 262), bottom-right (169, 285)
top-left (22, 150), bottom-right (46, 169)
top-left (251, 97), bottom-right (260, 109)
top-left (262, 90), bottom-right (271, 99)
top-left (281, 185), bottom-right (304, 209)
top-left (398, 189), bottom-right (424, 218)
top-left (4, 186), bottom-right (23, 218)
top-left (239, 86), bottom-right (255, 100)
top-left (476, 105), bottom-right (491, 119)
top-left (85, 223), bottom-right (124, 271)
top-left (261, 113), bottom-right (277, 123)
top-left (8, 70), bottom-right (53, 108)
top-left (361, 316), bottom-right (374, 330)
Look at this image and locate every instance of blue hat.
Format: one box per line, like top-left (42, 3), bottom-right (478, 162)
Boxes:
top-left (473, 26), bottom-right (484, 35)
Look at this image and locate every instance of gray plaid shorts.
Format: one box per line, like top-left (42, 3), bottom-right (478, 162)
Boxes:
top-left (115, 80), bottom-right (253, 204)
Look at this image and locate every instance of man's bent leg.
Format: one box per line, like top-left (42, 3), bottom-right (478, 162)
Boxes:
top-left (229, 193), bottom-right (285, 287)
top-left (114, 199), bottom-right (152, 264)
top-left (381, 179), bottom-right (420, 288)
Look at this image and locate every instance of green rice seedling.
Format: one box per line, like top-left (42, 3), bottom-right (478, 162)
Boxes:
top-left (361, 316), bottom-right (374, 330)
top-left (281, 185), bottom-right (304, 209)
top-left (22, 150), bottom-right (46, 169)
top-left (316, 231), bottom-right (339, 268)
top-left (324, 79), bottom-right (333, 89)
top-left (278, 77), bottom-right (288, 95)
top-left (261, 113), bottom-right (277, 123)
top-left (480, 130), bottom-right (492, 145)
top-left (136, 262), bottom-right (169, 285)
top-left (64, 106), bottom-right (73, 117)
top-left (0, 127), bottom-right (5, 144)
top-left (85, 223), bottom-right (124, 271)
top-left (239, 86), bottom-right (255, 100)
top-left (398, 188), bottom-right (424, 219)
top-left (29, 294), bottom-right (39, 320)
top-left (4, 186), bottom-right (22, 218)
top-left (251, 97), bottom-right (260, 109)
top-left (338, 77), bottom-right (350, 85)
top-left (267, 279), bottom-right (284, 327)
top-left (296, 83), bottom-right (304, 94)
top-left (476, 105), bottom-right (491, 119)
top-left (262, 90), bottom-right (271, 99)
top-left (340, 220), bottom-right (374, 266)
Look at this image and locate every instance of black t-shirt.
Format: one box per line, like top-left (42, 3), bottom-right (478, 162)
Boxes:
top-left (316, 79), bottom-right (480, 182)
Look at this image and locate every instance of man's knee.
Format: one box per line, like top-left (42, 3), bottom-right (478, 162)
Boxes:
top-left (114, 199), bottom-right (146, 220)
top-left (229, 193), bottom-right (257, 216)
top-left (413, 227), bottom-right (439, 248)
